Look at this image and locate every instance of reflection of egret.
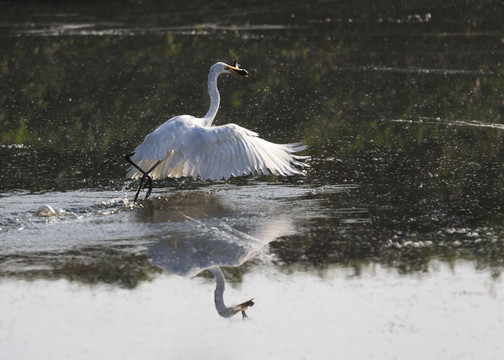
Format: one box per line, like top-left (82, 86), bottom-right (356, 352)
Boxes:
top-left (209, 267), bottom-right (254, 318)
top-left (125, 61), bottom-right (309, 201)
top-left (143, 191), bottom-right (296, 318)
top-left (146, 224), bottom-right (259, 318)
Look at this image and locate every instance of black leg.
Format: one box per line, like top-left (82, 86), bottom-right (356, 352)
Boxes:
top-left (145, 177), bottom-right (154, 199)
top-left (125, 152), bottom-right (161, 201)
top-left (143, 161), bottom-right (161, 199)
top-left (134, 175), bottom-right (146, 202)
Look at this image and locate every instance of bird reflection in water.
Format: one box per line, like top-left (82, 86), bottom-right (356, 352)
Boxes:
top-left (209, 267), bottom-right (254, 318)
top-left (138, 191), bottom-right (295, 318)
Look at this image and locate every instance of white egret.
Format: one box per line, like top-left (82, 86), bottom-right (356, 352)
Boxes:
top-left (126, 61), bottom-right (309, 201)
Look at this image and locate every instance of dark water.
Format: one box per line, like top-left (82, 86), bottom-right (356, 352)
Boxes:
top-left (1, 1), bottom-right (504, 358)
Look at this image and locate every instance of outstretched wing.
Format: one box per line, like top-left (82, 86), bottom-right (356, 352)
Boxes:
top-left (127, 120), bottom-right (310, 181)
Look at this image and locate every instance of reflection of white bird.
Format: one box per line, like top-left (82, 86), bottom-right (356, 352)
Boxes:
top-left (209, 266), bottom-right (254, 319)
top-left (143, 191), bottom-right (298, 318)
top-left (126, 61), bottom-right (309, 201)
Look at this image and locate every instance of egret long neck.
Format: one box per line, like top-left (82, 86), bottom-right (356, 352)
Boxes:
top-left (202, 70), bottom-right (220, 126)
top-left (209, 267), bottom-right (234, 318)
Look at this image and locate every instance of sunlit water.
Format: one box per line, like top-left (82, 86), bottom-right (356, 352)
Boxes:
top-left (1, 263), bottom-right (502, 360)
top-left (1, 185), bottom-right (503, 359)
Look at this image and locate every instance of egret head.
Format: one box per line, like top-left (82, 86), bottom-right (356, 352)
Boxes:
top-left (213, 62), bottom-right (249, 77)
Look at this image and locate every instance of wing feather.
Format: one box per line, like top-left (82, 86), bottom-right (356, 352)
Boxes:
top-left (126, 118), bottom-right (310, 181)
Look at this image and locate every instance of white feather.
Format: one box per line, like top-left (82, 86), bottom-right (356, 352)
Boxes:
top-left (126, 62), bottom-right (309, 184)
top-left (127, 120), bottom-right (309, 181)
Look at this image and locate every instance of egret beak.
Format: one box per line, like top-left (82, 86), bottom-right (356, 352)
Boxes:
top-left (232, 298), bottom-right (255, 317)
top-left (225, 64), bottom-right (249, 77)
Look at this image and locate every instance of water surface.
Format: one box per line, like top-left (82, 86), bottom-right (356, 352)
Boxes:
top-left (1, 0), bottom-right (504, 358)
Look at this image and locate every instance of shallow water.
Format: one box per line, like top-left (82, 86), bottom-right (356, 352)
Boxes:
top-left (1, 0), bottom-right (504, 358)
top-left (1, 263), bottom-right (503, 360)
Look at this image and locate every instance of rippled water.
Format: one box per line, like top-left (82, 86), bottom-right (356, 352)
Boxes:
top-left (1, 0), bottom-right (504, 358)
